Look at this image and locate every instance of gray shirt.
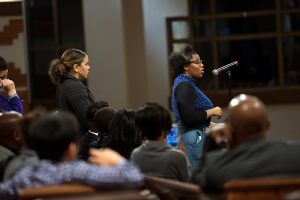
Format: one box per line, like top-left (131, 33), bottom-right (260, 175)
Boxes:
top-left (4, 148), bottom-right (39, 181)
top-left (131, 140), bottom-right (190, 182)
top-left (0, 145), bottom-right (15, 162)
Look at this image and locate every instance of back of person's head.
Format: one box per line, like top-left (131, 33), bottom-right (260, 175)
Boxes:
top-left (105, 109), bottom-right (142, 159)
top-left (48, 48), bottom-right (87, 85)
top-left (168, 44), bottom-right (197, 78)
top-left (0, 111), bottom-right (22, 152)
top-left (228, 94), bottom-right (270, 146)
top-left (0, 56), bottom-right (7, 71)
top-left (135, 103), bottom-right (172, 140)
top-left (94, 107), bottom-right (117, 134)
top-left (20, 106), bottom-right (47, 148)
top-left (27, 111), bottom-right (80, 161)
top-left (86, 100), bottom-right (109, 122)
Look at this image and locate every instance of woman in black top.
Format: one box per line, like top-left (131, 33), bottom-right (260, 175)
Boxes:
top-left (49, 49), bottom-right (95, 134)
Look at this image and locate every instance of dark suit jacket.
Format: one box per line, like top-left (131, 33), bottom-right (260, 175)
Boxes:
top-left (191, 139), bottom-right (300, 192)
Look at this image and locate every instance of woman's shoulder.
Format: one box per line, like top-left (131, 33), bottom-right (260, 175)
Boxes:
top-left (174, 81), bottom-right (194, 95)
top-left (61, 76), bottom-right (86, 90)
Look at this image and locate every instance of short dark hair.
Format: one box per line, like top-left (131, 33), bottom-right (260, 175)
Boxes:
top-left (27, 111), bottom-right (80, 161)
top-left (168, 44), bottom-right (197, 78)
top-left (0, 56), bottom-right (8, 71)
top-left (85, 100), bottom-right (109, 122)
top-left (104, 109), bottom-right (142, 159)
top-left (94, 107), bottom-right (117, 134)
top-left (20, 106), bottom-right (47, 147)
top-left (135, 103), bottom-right (172, 140)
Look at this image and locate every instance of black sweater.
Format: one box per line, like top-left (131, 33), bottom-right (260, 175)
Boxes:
top-left (56, 75), bottom-right (95, 133)
top-left (174, 82), bottom-right (209, 128)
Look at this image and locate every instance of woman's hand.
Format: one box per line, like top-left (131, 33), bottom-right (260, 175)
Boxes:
top-left (0, 79), bottom-right (17, 97)
top-left (206, 106), bottom-right (223, 118)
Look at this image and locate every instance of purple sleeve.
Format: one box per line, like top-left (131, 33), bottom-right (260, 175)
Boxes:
top-left (8, 95), bottom-right (23, 114)
top-left (63, 160), bottom-right (144, 188)
top-left (0, 94), bottom-right (23, 114)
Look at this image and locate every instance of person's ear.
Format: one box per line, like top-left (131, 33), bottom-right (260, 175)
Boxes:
top-left (162, 130), bottom-right (168, 140)
top-left (62, 142), bottom-right (78, 161)
top-left (183, 65), bottom-right (189, 72)
top-left (72, 64), bottom-right (79, 73)
top-left (226, 124), bottom-right (237, 149)
top-left (69, 142), bottom-right (78, 158)
top-left (13, 130), bottom-right (21, 142)
top-left (264, 116), bottom-right (271, 132)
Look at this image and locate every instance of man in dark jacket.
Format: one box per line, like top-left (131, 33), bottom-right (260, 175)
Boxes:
top-left (0, 111), bottom-right (22, 181)
top-left (191, 94), bottom-right (300, 193)
top-left (0, 111), bottom-right (22, 162)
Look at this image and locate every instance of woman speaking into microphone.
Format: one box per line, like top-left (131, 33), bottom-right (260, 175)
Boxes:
top-left (169, 44), bottom-right (223, 169)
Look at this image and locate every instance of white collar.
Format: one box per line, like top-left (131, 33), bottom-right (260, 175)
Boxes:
top-left (88, 130), bottom-right (98, 136)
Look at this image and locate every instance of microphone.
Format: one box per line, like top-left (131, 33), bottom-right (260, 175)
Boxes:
top-left (212, 61), bottom-right (239, 76)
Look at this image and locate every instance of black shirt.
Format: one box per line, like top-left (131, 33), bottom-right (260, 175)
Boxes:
top-left (175, 82), bottom-right (209, 128)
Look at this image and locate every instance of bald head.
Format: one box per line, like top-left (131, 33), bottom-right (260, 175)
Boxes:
top-left (228, 94), bottom-right (270, 140)
top-left (0, 111), bottom-right (22, 152)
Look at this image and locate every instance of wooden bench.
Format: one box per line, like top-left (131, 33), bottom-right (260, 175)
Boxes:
top-left (143, 175), bottom-right (201, 200)
top-left (224, 177), bottom-right (300, 200)
top-left (19, 175), bottom-right (202, 200)
top-left (19, 183), bottom-right (146, 200)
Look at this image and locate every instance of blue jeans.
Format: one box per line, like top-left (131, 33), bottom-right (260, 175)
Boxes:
top-left (178, 124), bottom-right (206, 170)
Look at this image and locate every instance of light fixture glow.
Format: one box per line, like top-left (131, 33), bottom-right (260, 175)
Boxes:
top-left (0, 0), bottom-right (22, 2)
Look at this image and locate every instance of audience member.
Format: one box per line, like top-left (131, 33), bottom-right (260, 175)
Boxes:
top-left (0, 57), bottom-right (23, 113)
top-left (169, 44), bottom-right (223, 169)
top-left (3, 107), bottom-right (46, 181)
top-left (191, 94), bottom-right (300, 193)
top-left (93, 106), bottom-right (117, 149)
top-left (79, 100), bottom-right (109, 160)
top-left (0, 111), bottom-right (22, 181)
top-left (131, 103), bottom-right (190, 182)
top-left (0, 111), bottom-right (22, 162)
top-left (0, 111), bottom-right (143, 199)
top-left (48, 49), bottom-right (96, 134)
top-left (103, 109), bottom-right (143, 159)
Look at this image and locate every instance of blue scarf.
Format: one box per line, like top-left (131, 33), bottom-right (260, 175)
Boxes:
top-left (171, 74), bottom-right (213, 123)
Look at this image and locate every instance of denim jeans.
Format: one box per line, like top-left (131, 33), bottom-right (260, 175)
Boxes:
top-left (178, 124), bottom-right (206, 170)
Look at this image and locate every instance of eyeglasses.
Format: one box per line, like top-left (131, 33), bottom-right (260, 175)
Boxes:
top-left (189, 60), bottom-right (203, 65)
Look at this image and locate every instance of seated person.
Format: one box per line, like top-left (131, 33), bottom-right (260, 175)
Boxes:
top-left (3, 107), bottom-right (46, 181)
top-left (79, 100), bottom-right (109, 160)
top-left (131, 103), bottom-right (190, 182)
top-left (0, 111), bottom-right (143, 199)
top-left (0, 111), bottom-right (22, 181)
top-left (0, 111), bottom-right (22, 162)
top-left (103, 109), bottom-right (143, 159)
top-left (0, 57), bottom-right (23, 113)
top-left (191, 94), bottom-right (300, 193)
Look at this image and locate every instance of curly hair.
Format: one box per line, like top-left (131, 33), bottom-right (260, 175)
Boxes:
top-left (168, 44), bottom-right (197, 78)
top-left (48, 49), bottom-right (87, 85)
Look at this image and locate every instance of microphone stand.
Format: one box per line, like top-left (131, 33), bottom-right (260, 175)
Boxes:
top-left (226, 70), bottom-right (232, 102)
